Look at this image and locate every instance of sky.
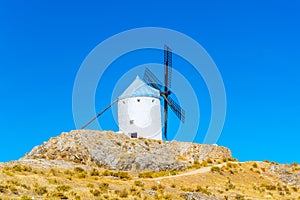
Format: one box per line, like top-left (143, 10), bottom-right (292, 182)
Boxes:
top-left (0, 0), bottom-right (299, 163)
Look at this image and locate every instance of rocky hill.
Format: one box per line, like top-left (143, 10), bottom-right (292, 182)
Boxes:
top-left (0, 130), bottom-right (299, 200)
top-left (22, 130), bottom-right (232, 171)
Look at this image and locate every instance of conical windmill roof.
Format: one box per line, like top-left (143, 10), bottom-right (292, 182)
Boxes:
top-left (119, 76), bottom-right (160, 100)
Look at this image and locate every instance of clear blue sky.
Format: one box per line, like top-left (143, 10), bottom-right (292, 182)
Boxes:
top-left (0, 1), bottom-right (299, 163)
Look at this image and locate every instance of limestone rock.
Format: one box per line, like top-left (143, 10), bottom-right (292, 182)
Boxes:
top-left (21, 130), bottom-right (232, 171)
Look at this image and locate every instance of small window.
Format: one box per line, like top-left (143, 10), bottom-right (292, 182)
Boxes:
top-left (137, 99), bottom-right (140, 102)
top-left (152, 99), bottom-right (155, 103)
top-left (123, 101), bottom-right (125, 104)
top-left (130, 120), bottom-right (134, 125)
top-left (131, 132), bottom-right (137, 138)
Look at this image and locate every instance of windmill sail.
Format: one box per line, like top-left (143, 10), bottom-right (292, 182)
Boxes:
top-left (143, 45), bottom-right (185, 140)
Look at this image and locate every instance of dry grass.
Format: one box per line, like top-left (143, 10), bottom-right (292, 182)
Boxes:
top-left (0, 161), bottom-right (299, 199)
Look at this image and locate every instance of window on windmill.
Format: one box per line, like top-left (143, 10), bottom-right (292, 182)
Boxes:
top-left (130, 120), bottom-right (134, 125)
top-left (123, 101), bottom-right (125, 104)
top-left (152, 99), bottom-right (155, 103)
top-left (130, 132), bottom-right (137, 138)
top-left (137, 99), bottom-right (140, 102)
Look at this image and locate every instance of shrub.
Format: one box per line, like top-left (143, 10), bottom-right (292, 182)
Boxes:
top-left (130, 186), bottom-right (137, 192)
top-left (235, 194), bottom-right (245, 200)
top-left (211, 166), bottom-right (221, 172)
top-left (292, 162), bottom-right (299, 167)
top-left (7, 179), bottom-right (20, 186)
top-left (64, 169), bottom-right (74, 175)
top-left (0, 185), bottom-right (7, 193)
top-left (90, 189), bottom-right (101, 196)
top-left (9, 185), bottom-right (18, 194)
top-left (87, 183), bottom-right (94, 188)
top-left (49, 169), bottom-right (57, 176)
top-left (261, 184), bottom-right (276, 190)
top-left (253, 163), bottom-right (258, 168)
top-left (48, 179), bottom-right (57, 185)
top-left (201, 160), bottom-right (208, 167)
top-left (99, 182), bottom-right (109, 192)
top-left (138, 171), bottom-right (154, 178)
top-left (12, 164), bottom-right (23, 172)
top-left (113, 171), bottom-right (131, 180)
top-left (102, 170), bottom-right (113, 176)
top-left (134, 181), bottom-right (144, 187)
top-left (56, 185), bottom-right (71, 192)
top-left (77, 171), bottom-right (87, 178)
top-left (171, 184), bottom-right (176, 188)
top-left (119, 189), bottom-right (128, 198)
top-left (226, 179), bottom-right (235, 190)
top-left (5, 171), bottom-right (14, 176)
top-left (195, 185), bottom-right (211, 195)
top-left (34, 186), bottom-right (48, 195)
top-left (51, 192), bottom-right (68, 199)
top-left (227, 162), bottom-right (233, 168)
top-left (180, 186), bottom-right (194, 192)
top-left (90, 168), bottom-right (99, 176)
top-left (170, 170), bottom-right (177, 176)
top-left (74, 167), bottom-right (85, 173)
top-left (21, 196), bottom-right (32, 200)
top-left (151, 185), bottom-right (158, 191)
top-left (291, 187), bottom-right (298, 192)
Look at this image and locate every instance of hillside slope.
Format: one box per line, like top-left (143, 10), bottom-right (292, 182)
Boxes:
top-left (0, 130), bottom-right (299, 200)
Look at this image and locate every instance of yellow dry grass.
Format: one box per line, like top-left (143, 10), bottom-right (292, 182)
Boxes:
top-left (0, 161), bottom-right (299, 200)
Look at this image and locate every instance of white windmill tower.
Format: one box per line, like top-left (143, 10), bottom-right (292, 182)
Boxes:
top-left (117, 76), bottom-right (162, 139)
top-left (80, 45), bottom-right (185, 140)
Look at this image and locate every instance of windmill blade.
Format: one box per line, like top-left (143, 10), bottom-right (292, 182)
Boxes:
top-left (143, 68), bottom-right (163, 92)
top-left (162, 94), bottom-right (185, 123)
top-left (163, 98), bottom-right (168, 140)
top-left (164, 45), bottom-right (172, 89)
top-left (80, 99), bottom-right (118, 129)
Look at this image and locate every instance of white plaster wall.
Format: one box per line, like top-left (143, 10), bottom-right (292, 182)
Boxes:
top-left (118, 96), bottom-right (162, 140)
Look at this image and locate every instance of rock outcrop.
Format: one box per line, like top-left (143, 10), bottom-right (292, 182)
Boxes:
top-left (21, 130), bottom-right (232, 171)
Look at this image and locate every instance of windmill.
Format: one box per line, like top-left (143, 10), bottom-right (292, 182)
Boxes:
top-left (80, 45), bottom-right (185, 140)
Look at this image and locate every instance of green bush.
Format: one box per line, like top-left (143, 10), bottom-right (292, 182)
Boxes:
top-left (56, 185), bottom-right (71, 192)
top-left (21, 195), bottom-right (32, 200)
top-left (12, 164), bottom-right (23, 172)
top-left (261, 184), bottom-right (276, 190)
top-left (48, 179), bottom-right (57, 185)
top-left (34, 186), bottom-right (48, 195)
top-left (211, 166), bottom-right (221, 172)
top-left (195, 185), bottom-right (211, 195)
top-left (102, 170), bottom-right (113, 176)
top-left (87, 183), bottom-right (94, 188)
top-left (77, 171), bottom-right (87, 178)
top-left (134, 181), bottom-right (144, 187)
top-left (138, 171), bottom-right (169, 178)
top-left (74, 167), bottom-right (85, 173)
top-left (170, 170), bottom-right (177, 176)
top-left (112, 171), bottom-right (131, 180)
top-left (139, 171), bottom-right (154, 178)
